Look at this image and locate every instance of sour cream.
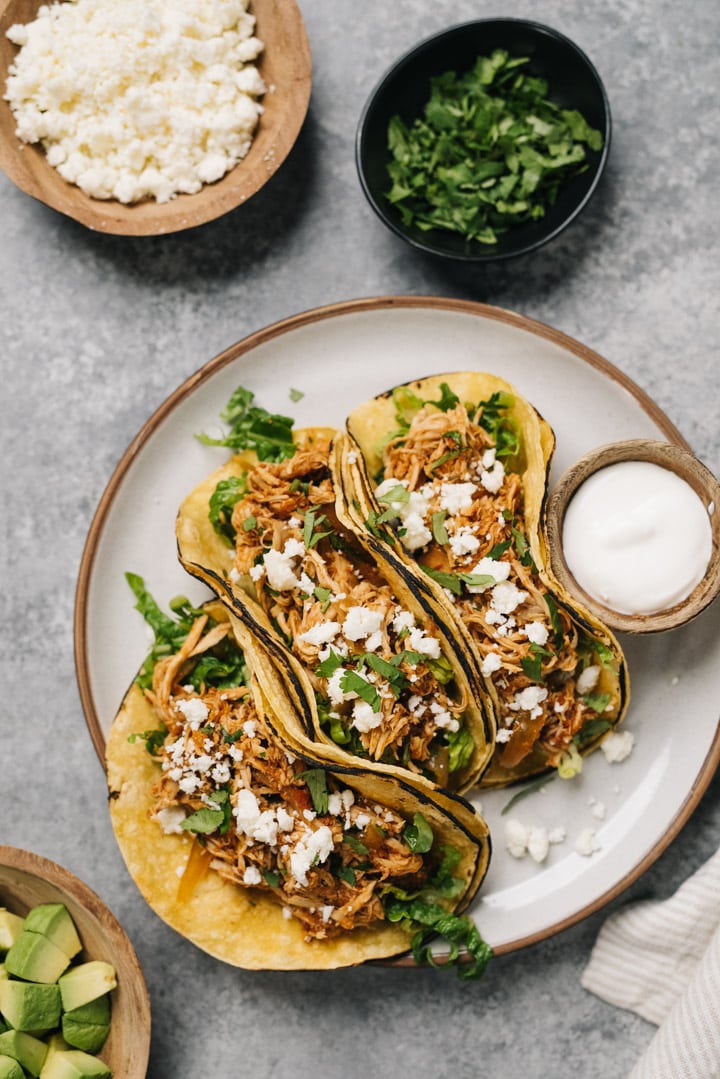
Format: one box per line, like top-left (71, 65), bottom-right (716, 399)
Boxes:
top-left (562, 460), bottom-right (713, 615)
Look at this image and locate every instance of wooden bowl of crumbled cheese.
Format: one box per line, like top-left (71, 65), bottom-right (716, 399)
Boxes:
top-left (0, 0), bottom-right (311, 235)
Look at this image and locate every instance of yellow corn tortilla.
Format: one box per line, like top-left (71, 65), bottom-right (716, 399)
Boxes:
top-left (107, 603), bottom-right (491, 971)
top-left (344, 372), bottom-right (629, 788)
top-left (175, 428), bottom-right (495, 792)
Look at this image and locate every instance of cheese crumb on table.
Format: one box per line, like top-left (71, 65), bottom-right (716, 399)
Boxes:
top-left (4, 0), bottom-right (265, 203)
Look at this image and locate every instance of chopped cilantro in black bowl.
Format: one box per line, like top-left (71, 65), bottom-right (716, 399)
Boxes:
top-left (355, 18), bottom-right (611, 262)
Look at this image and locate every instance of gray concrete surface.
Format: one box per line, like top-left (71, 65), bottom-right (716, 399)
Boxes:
top-left (1, 1), bottom-right (718, 1076)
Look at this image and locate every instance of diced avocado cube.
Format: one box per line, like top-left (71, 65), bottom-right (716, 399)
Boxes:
top-left (61, 1018), bottom-right (109, 1055)
top-left (39, 1048), bottom-right (111, 1079)
top-left (23, 906), bottom-right (81, 961)
top-left (62, 996), bottom-right (111, 1054)
top-left (0, 1054), bottom-right (25, 1079)
top-left (0, 979), bottom-right (62, 1032)
top-left (4, 932), bottom-right (71, 984)
top-left (0, 1029), bottom-right (48, 1076)
top-left (58, 963), bottom-right (116, 1014)
top-left (62, 997), bottom-right (110, 1027)
top-left (0, 913), bottom-right (25, 954)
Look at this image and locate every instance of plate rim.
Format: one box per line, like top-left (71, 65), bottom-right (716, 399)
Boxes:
top-left (73, 293), bottom-right (720, 956)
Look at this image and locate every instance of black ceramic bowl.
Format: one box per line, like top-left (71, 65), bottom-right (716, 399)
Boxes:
top-left (356, 18), bottom-right (611, 262)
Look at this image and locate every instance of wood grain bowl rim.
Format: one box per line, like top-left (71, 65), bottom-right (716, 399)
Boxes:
top-left (0, 0), bottom-right (312, 235)
top-left (0, 844), bottom-right (151, 1076)
top-left (545, 439), bottom-right (720, 634)
top-left (72, 294), bottom-right (720, 959)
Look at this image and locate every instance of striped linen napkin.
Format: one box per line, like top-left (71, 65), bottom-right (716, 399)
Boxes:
top-left (582, 848), bottom-right (720, 1078)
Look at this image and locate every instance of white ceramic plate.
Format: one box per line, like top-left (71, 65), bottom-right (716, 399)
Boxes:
top-left (75, 296), bottom-right (720, 955)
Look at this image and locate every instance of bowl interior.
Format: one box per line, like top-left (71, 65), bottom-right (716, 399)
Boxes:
top-left (356, 18), bottom-right (610, 261)
top-left (0, 846), bottom-right (150, 1077)
top-left (0, 0), bottom-right (311, 235)
top-left (545, 440), bottom-right (720, 633)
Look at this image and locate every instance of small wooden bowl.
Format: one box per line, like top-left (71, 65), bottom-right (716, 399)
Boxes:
top-left (0, 846), bottom-right (150, 1077)
top-left (545, 439), bottom-right (720, 633)
top-left (0, 0), bottom-right (311, 235)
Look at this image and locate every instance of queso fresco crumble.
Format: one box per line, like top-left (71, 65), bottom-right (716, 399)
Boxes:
top-left (4, 0), bottom-right (266, 204)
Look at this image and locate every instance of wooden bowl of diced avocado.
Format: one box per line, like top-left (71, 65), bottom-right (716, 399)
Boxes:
top-left (0, 847), bottom-right (149, 1079)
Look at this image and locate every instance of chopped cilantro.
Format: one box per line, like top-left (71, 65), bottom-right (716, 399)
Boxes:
top-left (316, 649), bottom-right (343, 679)
top-left (242, 514), bottom-right (257, 532)
top-left (477, 392), bottom-right (520, 458)
top-left (583, 692), bottom-right (612, 714)
top-left (385, 50), bottom-right (603, 245)
top-left (196, 385), bottom-right (296, 462)
top-left (573, 717), bottom-right (613, 747)
top-left (500, 772), bottom-right (556, 815)
top-left (127, 725), bottom-right (167, 756)
top-left (208, 475), bottom-right (248, 545)
top-left (313, 585), bottom-right (333, 612)
top-left (181, 789), bottom-right (232, 836)
top-left (340, 670), bottom-right (382, 713)
top-left (297, 769), bottom-right (330, 815)
top-left (303, 508), bottom-right (333, 550)
top-left (544, 592), bottom-right (565, 649)
top-left (289, 388), bottom-right (304, 403)
top-left (403, 813), bottom-right (434, 854)
top-left (431, 510), bottom-right (449, 545)
top-left (342, 832), bottom-right (369, 856)
top-left (263, 868), bottom-right (282, 887)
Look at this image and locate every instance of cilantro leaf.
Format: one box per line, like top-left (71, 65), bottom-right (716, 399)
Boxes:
top-left (340, 670), bottom-right (382, 712)
top-left (297, 769), bottom-right (330, 815)
top-left (208, 475), bottom-right (248, 545)
top-left (196, 385), bottom-right (295, 462)
top-left (403, 813), bottom-right (434, 854)
top-left (385, 50), bottom-right (603, 245)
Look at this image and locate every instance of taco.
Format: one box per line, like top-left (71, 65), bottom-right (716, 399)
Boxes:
top-left (343, 372), bottom-right (629, 787)
top-left (175, 398), bottom-right (494, 793)
top-left (107, 581), bottom-right (492, 973)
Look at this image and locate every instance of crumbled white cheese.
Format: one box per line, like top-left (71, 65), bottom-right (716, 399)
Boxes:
top-left (242, 865), bottom-right (262, 886)
top-left (439, 482), bottom-right (477, 516)
top-left (175, 696), bottom-right (209, 730)
top-left (575, 828), bottom-right (600, 857)
top-left (479, 460), bottom-right (505, 494)
top-left (263, 540), bottom-right (306, 591)
top-left (481, 651), bottom-right (503, 677)
top-left (465, 556), bottom-right (510, 594)
top-left (577, 664), bottom-right (601, 694)
top-left (406, 626), bottom-right (441, 659)
top-left (495, 728), bottom-right (512, 743)
top-left (510, 685), bottom-right (548, 717)
top-left (343, 605), bottom-right (384, 642)
top-left (591, 800), bottom-right (607, 821)
top-left (5, 0), bottom-right (265, 204)
top-left (527, 825), bottom-right (550, 864)
top-left (449, 526), bottom-right (481, 558)
top-left (524, 621), bottom-right (549, 647)
top-left (289, 825), bottom-right (334, 887)
top-left (601, 730), bottom-right (635, 763)
top-left (548, 826), bottom-right (567, 845)
top-left (491, 580), bottom-right (528, 615)
top-left (505, 819), bottom-right (529, 859)
top-left (351, 700), bottom-right (382, 733)
top-left (153, 806), bottom-right (187, 834)
top-left (392, 609), bottom-right (415, 635)
top-left (297, 621), bottom-right (342, 647)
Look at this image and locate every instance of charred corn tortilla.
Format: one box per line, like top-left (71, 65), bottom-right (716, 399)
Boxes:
top-left (344, 372), bottom-right (629, 787)
top-left (106, 601), bottom-right (490, 970)
top-left (175, 427), bottom-right (495, 792)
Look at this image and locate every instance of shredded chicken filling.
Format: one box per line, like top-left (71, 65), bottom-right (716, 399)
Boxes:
top-left (226, 439), bottom-right (471, 783)
top-left (146, 615), bottom-right (430, 940)
top-left (379, 401), bottom-right (620, 769)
